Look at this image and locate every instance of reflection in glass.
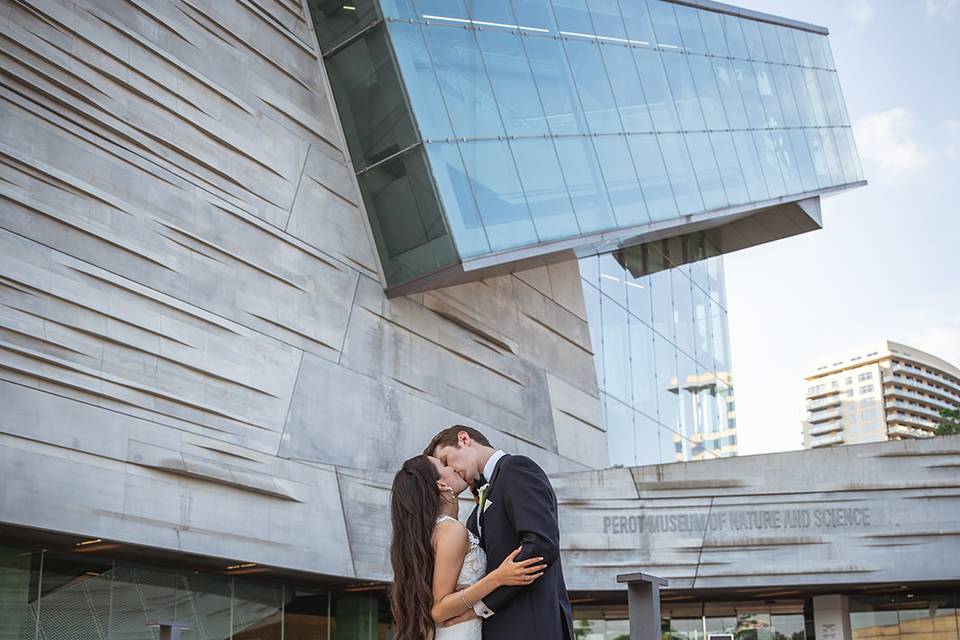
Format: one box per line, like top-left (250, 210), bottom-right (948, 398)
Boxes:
top-left (602, 44), bottom-right (655, 133)
top-left (425, 25), bottom-right (505, 139)
top-left (663, 52), bottom-right (705, 131)
top-left (648, 0), bottom-right (682, 49)
top-left (525, 36), bottom-right (588, 135)
top-left (688, 55), bottom-right (727, 130)
top-left (594, 136), bottom-right (649, 227)
top-left (459, 139), bottom-right (538, 250)
top-left (426, 143), bottom-right (489, 256)
top-left (510, 138), bottom-right (581, 239)
top-left (477, 29), bottom-right (549, 137)
top-left (628, 134), bottom-right (677, 221)
top-left (555, 137), bottom-right (617, 233)
top-left (711, 131), bottom-right (750, 205)
top-left (618, 0), bottom-right (656, 44)
top-left (674, 5), bottom-right (707, 54)
top-left (587, 0), bottom-right (628, 39)
top-left (753, 129), bottom-right (787, 198)
top-left (633, 47), bottom-right (681, 132)
top-left (685, 132), bottom-right (727, 211)
top-left (659, 133), bottom-right (703, 214)
top-left (731, 130), bottom-right (769, 202)
top-left (713, 58), bottom-right (748, 129)
top-left (566, 38), bottom-right (622, 134)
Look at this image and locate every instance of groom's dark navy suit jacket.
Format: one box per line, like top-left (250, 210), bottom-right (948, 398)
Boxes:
top-left (466, 454), bottom-right (574, 640)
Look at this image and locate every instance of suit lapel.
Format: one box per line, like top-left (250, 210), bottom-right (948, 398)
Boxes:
top-left (479, 454), bottom-right (509, 547)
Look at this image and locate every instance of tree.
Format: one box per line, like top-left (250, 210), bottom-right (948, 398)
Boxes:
top-left (934, 408), bottom-right (960, 436)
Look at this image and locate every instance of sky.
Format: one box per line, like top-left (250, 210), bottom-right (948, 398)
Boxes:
top-left (722, 0), bottom-right (960, 454)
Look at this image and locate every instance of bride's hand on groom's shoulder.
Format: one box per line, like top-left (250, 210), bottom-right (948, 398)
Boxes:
top-left (491, 546), bottom-right (547, 587)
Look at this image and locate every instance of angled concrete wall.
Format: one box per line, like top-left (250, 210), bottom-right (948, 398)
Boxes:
top-left (0, 0), bottom-right (605, 578)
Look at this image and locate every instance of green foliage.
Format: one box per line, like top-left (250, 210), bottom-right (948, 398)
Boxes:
top-left (934, 408), bottom-right (960, 436)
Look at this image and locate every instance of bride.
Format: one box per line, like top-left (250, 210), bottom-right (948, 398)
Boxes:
top-left (389, 455), bottom-right (545, 640)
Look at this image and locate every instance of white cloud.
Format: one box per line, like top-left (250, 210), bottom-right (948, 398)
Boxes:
top-left (848, 0), bottom-right (875, 29)
top-left (926, 0), bottom-right (959, 18)
top-left (853, 108), bottom-right (930, 175)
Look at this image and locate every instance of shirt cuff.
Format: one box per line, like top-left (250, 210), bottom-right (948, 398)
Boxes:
top-left (473, 599), bottom-right (495, 618)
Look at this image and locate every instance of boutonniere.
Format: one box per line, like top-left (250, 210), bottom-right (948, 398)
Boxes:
top-left (477, 483), bottom-right (491, 513)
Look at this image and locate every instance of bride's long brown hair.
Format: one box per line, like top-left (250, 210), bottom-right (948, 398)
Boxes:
top-left (390, 455), bottom-right (443, 640)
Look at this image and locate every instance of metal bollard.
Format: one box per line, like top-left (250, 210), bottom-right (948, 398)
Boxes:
top-left (616, 572), bottom-right (668, 640)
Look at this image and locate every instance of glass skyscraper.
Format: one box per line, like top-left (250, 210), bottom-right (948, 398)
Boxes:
top-left (316, 0), bottom-right (863, 293)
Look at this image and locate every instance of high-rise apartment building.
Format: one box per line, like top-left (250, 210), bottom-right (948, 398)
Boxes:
top-left (803, 341), bottom-right (960, 448)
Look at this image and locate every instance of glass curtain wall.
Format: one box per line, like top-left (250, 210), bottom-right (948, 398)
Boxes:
top-left (0, 546), bottom-right (393, 640)
top-left (310, 0), bottom-right (864, 286)
top-left (580, 232), bottom-right (736, 466)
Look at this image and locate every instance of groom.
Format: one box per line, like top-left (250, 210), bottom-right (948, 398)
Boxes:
top-left (425, 425), bottom-right (574, 640)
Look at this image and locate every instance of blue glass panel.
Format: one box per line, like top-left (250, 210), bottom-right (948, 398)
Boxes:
top-left (565, 38), bottom-right (622, 134)
top-left (636, 406), bottom-right (663, 464)
top-left (822, 35), bottom-right (836, 70)
top-left (777, 25), bottom-right (800, 65)
top-left (600, 252), bottom-right (627, 310)
top-left (733, 59), bottom-right (766, 129)
top-left (753, 129), bottom-right (787, 197)
top-left (605, 395), bottom-right (636, 466)
top-left (793, 28), bottom-right (814, 67)
top-left (524, 36), bottom-right (587, 135)
top-left (740, 19), bottom-right (766, 60)
top-left (618, 0), bottom-right (655, 45)
top-left (712, 58), bottom-right (748, 130)
top-left (788, 65), bottom-right (815, 126)
top-left (673, 5), bottom-right (706, 54)
top-left (554, 137), bottom-right (618, 232)
top-left (818, 128), bottom-right (844, 185)
top-left (817, 70), bottom-right (844, 127)
top-left (633, 48), bottom-right (680, 132)
top-left (832, 127), bottom-right (861, 184)
top-left (699, 9), bottom-right (727, 57)
top-left (722, 14), bottom-right (749, 59)
top-left (587, 0), bottom-right (627, 39)
top-left (389, 22), bottom-right (454, 141)
top-left (831, 72), bottom-right (851, 126)
top-left (552, 0), bottom-right (594, 34)
top-left (425, 143), bottom-right (491, 256)
top-left (381, 0), bottom-right (417, 19)
top-left (594, 136), bottom-right (649, 227)
top-left (476, 30), bottom-right (549, 137)
top-left (710, 131), bottom-right (750, 205)
top-left (808, 31), bottom-right (827, 68)
top-left (731, 130), bottom-right (769, 202)
top-left (759, 22), bottom-right (784, 63)
top-left (416, 0), bottom-right (468, 19)
top-left (662, 52), bottom-right (705, 131)
top-left (839, 127), bottom-right (864, 182)
top-left (771, 64), bottom-right (801, 128)
top-left (601, 302), bottom-right (631, 405)
top-left (626, 134), bottom-right (677, 221)
top-left (424, 26), bottom-right (505, 139)
top-left (601, 44), bottom-right (654, 132)
top-left (512, 0), bottom-right (558, 32)
top-left (754, 62), bottom-right (785, 127)
top-left (458, 140), bottom-right (538, 250)
top-left (465, 0), bottom-right (514, 23)
top-left (772, 129), bottom-right (803, 195)
top-left (648, 0), bottom-right (682, 49)
top-left (580, 253), bottom-right (600, 289)
top-left (672, 270), bottom-right (695, 358)
top-left (653, 329), bottom-right (679, 430)
top-left (688, 55), bottom-right (726, 130)
top-left (649, 262), bottom-right (674, 340)
top-left (685, 132), bottom-right (726, 211)
top-left (804, 68), bottom-right (829, 127)
top-left (509, 138), bottom-right (581, 240)
top-left (658, 133), bottom-right (703, 214)
top-left (627, 269), bottom-right (653, 325)
top-left (788, 128), bottom-right (818, 192)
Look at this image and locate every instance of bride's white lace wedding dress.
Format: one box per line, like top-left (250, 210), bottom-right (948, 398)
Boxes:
top-left (434, 515), bottom-right (484, 640)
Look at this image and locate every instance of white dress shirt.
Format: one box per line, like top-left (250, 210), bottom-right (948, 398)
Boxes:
top-left (473, 450), bottom-right (506, 619)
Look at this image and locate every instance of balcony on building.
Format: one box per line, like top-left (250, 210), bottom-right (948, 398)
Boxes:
top-left (308, 0), bottom-right (866, 295)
